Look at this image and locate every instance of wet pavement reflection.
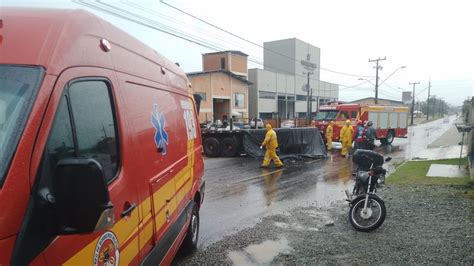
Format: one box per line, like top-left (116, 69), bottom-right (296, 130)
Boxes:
top-left (194, 116), bottom-right (460, 249)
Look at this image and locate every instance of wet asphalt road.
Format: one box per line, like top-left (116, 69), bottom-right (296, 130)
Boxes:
top-left (174, 116), bottom-right (460, 262)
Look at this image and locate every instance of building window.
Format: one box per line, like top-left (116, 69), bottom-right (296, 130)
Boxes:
top-left (351, 111), bottom-right (358, 119)
top-left (220, 58), bottom-right (225, 69)
top-left (259, 91), bottom-right (276, 99)
top-left (298, 112), bottom-right (307, 118)
top-left (195, 92), bottom-right (207, 101)
top-left (296, 95), bottom-right (307, 101)
top-left (234, 93), bottom-right (245, 108)
top-left (259, 112), bottom-right (273, 119)
top-left (339, 111), bottom-right (349, 120)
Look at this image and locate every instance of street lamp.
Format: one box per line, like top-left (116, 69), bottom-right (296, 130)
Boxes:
top-left (360, 66), bottom-right (406, 104)
top-left (379, 66), bottom-right (406, 86)
top-left (358, 77), bottom-right (376, 86)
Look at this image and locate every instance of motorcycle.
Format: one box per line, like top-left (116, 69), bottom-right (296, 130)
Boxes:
top-left (345, 150), bottom-right (391, 232)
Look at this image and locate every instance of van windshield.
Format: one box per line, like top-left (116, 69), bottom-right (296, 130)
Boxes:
top-left (314, 110), bottom-right (338, 121)
top-left (0, 65), bottom-right (45, 186)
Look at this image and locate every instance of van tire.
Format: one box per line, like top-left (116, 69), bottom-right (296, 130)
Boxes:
top-left (182, 202), bottom-right (199, 254)
top-left (221, 137), bottom-right (238, 157)
top-left (203, 137), bottom-right (220, 157)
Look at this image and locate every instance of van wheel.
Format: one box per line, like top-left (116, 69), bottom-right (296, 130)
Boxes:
top-left (182, 202), bottom-right (199, 253)
top-left (203, 137), bottom-right (220, 157)
top-left (221, 137), bottom-right (238, 157)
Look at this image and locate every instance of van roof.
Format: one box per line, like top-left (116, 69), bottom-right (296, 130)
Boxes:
top-left (0, 7), bottom-right (189, 92)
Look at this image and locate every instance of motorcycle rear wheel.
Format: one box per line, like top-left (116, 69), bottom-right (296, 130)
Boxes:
top-left (349, 195), bottom-right (386, 232)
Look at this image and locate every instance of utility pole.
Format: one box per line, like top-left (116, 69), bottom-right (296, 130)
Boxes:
top-left (409, 82), bottom-right (420, 125)
top-left (426, 79), bottom-right (431, 121)
top-left (369, 57), bottom-right (386, 104)
top-left (302, 52), bottom-right (317, 125)
top-left (304, 71), bottom-right (313, 124)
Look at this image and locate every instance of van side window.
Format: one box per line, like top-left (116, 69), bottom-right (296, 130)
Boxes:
top-left (43, 97), bottom-right (75, 176)
top-left (41, 80), bottom-right (119, 184)
top-left (68, 81), bottom-right (119, 182)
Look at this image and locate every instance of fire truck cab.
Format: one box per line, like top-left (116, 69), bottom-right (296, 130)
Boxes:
top-left (0, 8), bottom-right (204, 265)
top-left (314, 102), bottom-right (409, 145)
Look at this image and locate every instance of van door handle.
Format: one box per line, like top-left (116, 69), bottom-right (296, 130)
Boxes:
top-left (121, 203), bottom-right (136, 218)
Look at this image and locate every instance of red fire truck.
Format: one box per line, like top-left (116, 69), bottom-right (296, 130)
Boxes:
top-left (313, 103), bottom-right (409, 144)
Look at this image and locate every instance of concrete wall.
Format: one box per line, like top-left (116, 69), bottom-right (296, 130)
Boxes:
top-left (248, 69), bottom-right (259, 118)
top-left (264, 38), bottom-right (320, 79)
top-left (468, 97), bottom-right (474, 180)
top-left (230, 53), bottom-right (248, 76)
top-left (248, 68), bottom-right (338, 119)
top-left (203, 52), bottom-right (248, 77)
top-left (203, 53), bottom-right (225, 72)
top-left (294, 38), bottom-right (320, 80)
top-left (264, 38), bottom-right (296, 75)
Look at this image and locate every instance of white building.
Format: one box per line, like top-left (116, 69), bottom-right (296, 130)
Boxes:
top-left (248, 38), bottom-right (339, 119)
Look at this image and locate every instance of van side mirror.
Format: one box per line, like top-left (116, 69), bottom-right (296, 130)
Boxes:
top-left (53, 158), bottom-right (114, 235)
top-left (193, 93), bottom-right (202, 115)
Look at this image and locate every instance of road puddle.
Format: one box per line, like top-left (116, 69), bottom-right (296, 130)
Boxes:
top-left (228, 238), bottom-right (293, 265)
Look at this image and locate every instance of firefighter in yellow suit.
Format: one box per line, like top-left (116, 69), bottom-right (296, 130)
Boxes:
top-left (340, 120), bottom-right (354, 157)
top-left (260, 124), bottom-right (283, 168)
top-left (325, 121), bottom-right (335, 151)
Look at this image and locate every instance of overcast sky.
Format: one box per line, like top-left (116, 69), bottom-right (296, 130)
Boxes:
top-left (4, 0), bottom-right (473, 105)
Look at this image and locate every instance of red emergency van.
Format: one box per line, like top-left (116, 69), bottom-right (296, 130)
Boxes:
top-left (314, 103), bottom-right (409, 144)
top-left (0, 8), bottom-right (204, 265)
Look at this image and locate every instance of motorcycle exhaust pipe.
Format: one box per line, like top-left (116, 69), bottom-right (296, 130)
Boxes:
top-left (345, 189), bottom-right (352, 201)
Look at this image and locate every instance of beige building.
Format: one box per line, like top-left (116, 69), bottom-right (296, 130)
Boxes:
top-left (188, 51), bottom-right (250, 123)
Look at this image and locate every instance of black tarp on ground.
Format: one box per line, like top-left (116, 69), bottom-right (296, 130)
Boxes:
top-left (241, 127), bottom-right (328, 160)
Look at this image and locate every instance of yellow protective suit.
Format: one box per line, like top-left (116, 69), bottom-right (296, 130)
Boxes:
top-left (340, 120), bottom-right (354, 157)
top-left (261, 124), bottom-right (283, 167)
top-left (325, 121), bottom-right (334, 151)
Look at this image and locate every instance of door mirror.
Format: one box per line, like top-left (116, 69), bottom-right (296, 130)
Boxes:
top-left (53, 158), bottom-right (114, 235)
top-left (193, 93), bottom-right (202, 115)
top-left (385, 157), bottom-right (392, 162)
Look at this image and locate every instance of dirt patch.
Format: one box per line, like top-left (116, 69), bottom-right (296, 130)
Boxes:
top-left (175, 185), bottom-right (474, 265)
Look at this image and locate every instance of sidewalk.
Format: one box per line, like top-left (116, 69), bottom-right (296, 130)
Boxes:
top-left (412, 119), bottom-right (467, 160)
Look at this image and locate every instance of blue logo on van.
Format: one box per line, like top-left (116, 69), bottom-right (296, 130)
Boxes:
top-left (151, 104), bottom-right (169, 155)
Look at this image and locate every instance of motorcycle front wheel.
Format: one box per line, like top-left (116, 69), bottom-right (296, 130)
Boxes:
top-left (349, 195), bottom-right (386, 232)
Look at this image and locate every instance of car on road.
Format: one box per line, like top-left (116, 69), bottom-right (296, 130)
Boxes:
top-left (250, 118), bottom-right (264, 129)
top-left (281, 120), bottom-right (296, 128)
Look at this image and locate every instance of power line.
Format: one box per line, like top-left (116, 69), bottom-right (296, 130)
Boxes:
top-left (159, 0), bottom-right (374, 79)
top-left (77, 1), bottom-right (383, 96)
top-left (339, 80), bottom-right (372, 90)
top-left (382, 82), bottom-right (403, 93)
top-left (75, 1), bottom-right (357, 92)
top-left (123, 1), bottom-right (260, 55)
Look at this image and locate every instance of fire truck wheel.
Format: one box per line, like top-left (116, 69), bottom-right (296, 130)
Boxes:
top-left (221, 137), bottom-right (238, 157)
top-left (203, 137), bottom-right (221, 157)
top-left (182, 202), bottom-right (199, 253)
top-left (381, 130), bottom-right (395, 145)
